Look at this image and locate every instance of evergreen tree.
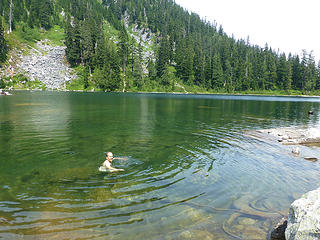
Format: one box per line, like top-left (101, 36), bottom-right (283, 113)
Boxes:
top-left (244, 54), bottom-right (254, 90)
top-left (291, 55), bottom-right (303, 90)
top-left (211, 53), bottom-right (224, 89)
top-left (204, 55), bottom-right (213, 89)
top-left (147, 59), bottom-right (157, 81)
top-left (265, 53), bottom-right (277, 90)
top-left (224, 59), bottom-right (233, 92)
top-left (80, 18), bottom-right (97, 67)
top-left (39, 0), bottom-right (54, 29)
top-left (0, 17), bottom-right (7, 66)
top-left (65, 19), bottom-right (81, 67)
top-left (118, 24), bottom-right (129, 90)
top-left (277, 53), bottom-right (289, 90)
top-left (156, 33), bottom-right (170, 78)
top-left (132, 41), bottom-right (144, 88)
top-left (316, 61), bottom-right (320, 90)
top-left (302, 51), bottom-right (317, 92)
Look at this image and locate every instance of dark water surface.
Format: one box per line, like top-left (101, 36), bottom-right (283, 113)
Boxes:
top-left (1, 91), bottom-right (320, 239)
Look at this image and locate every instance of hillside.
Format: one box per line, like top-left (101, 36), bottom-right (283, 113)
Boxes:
top-left (0, 0), bottom-right (320, 94)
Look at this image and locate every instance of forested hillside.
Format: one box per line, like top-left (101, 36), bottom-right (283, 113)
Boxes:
top-left (0, 0), bottom-right (320, 93)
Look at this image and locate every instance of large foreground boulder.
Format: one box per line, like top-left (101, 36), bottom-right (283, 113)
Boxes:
top-left (285, 187), bottom-right (320, 240)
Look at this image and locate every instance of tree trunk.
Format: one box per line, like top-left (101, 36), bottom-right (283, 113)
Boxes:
top-left (9, 0), bottom-right (13, 33)
top-left (123, 55), bottom-right (127, 92)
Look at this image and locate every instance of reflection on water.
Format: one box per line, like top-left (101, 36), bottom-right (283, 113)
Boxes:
top-left (1, 92), bottom-right (320, 239)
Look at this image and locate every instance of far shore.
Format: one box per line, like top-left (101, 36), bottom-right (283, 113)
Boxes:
top-left (4, 88), bottom-right (320, 98)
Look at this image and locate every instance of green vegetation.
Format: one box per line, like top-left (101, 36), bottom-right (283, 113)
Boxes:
top-left (0, 16), bottom-right (8, 67)
top-left (41, 25), bottom-right (65, 46)
top-left (1, 74), bottom-right (46, 90)
top-left (1, 0), bottom-right (320, 95)
top-left (66, 66), bottom-right (95, 91)
top-left (15, 24), bottom-right (41, 44)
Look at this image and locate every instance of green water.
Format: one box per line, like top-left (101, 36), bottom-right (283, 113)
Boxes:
top-left (1, 91), bottom-right (320, 239)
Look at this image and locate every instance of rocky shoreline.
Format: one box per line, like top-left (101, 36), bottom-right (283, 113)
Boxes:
top-left (270, 187), bottom-right (320, 240)
top-left (246, 127), bottom-right (320, 239)
top-left (246, 126), bottom-right (320, 162)
top-left (257, 127), bottom-right (320, 146)
top-left (18, 40), bottom-right (76, 89)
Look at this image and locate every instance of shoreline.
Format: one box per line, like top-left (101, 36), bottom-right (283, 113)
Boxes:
top-left (246, 126), bottom-right (320, 146)
top-left (5, 88), bottom-right (320, 98)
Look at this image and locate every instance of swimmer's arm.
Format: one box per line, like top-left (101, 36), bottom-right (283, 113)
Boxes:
top-left (106, 165), bottom-right (124, 172)
top-left (113, 157), bottom-right (129, 160)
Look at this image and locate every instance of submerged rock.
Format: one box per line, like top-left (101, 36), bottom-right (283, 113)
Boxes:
top-left (292, 147), bottom-right (300, 155)
top-left (178, 229), bottom-right (214, 240)
top-left (285, 187), bottom-right (320, 240)
top-left (270, 217), bottom-right (287, 240)
top-left (304, 157), bottom-right (318, 162)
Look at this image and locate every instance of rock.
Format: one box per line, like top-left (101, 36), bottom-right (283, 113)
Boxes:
top-left (11, 39), bottom-right (76, 90)
top-left (270, 217), bottom-right (287, 240)
top-left (304, 157), bottom-right (318, 162)
top-left (292, 147), bottom-right (300, 155)
top-left (178, 230), bottom-right (214, 240)
top-left (285, 187), bottom-right (320, 240)
top-left (246, 127), bottom-right (320, 146)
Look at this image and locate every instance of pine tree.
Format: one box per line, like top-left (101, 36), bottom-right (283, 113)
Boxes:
top-left (9, 0), bottom-right (13, 32)
top-left (224, 59), bottom-right (233, 92)
top-left (118, 25), bottom-right (129, 91)
top-left (276, 53), bottom-right (289, 90)
top-left (244, 54), bottom-right (254, 90)
top-left (39, 0), bottom-right (54, 29)
top-left (132, 41), bottom-right (144, 88)
top-left (204, 55), bottom-right (213, 89)
top-left (193, 43), bottom-right (205, 86)
top-left (80, 18), bottom-right (97, 67)
top-left (316, 61), bottom-right (320, 90)
top-left (156, 33), bottom-right (170, 78)
top-left (265, 53), bottom-right (277, 90)
top-left (65, 19), bottom-right (81, 67)
top-left (0, 17), bottom-right (7, 65)
top-left (147, 59), bottom-right (157, 81)
top-left (93, 33), bottom-right (107, 69)
top-left (291, 55), bottom-right (303, 90)
top-left (302, 51), bottom-right (317, 92)
top-left (212, 53), bottom-right (224, 89)
top-left (286, 61), bottom-right (293, 91)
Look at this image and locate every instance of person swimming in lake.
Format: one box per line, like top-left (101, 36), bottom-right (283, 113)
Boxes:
top-left (100, 152), bottom-right (124, 172)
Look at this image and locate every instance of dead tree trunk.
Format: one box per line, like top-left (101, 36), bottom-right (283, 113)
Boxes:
top-left (9, 0), bottom-right (13, 33)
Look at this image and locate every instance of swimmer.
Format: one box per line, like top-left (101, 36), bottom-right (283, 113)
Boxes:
top-left (101, 152), bottom-right (124, 172)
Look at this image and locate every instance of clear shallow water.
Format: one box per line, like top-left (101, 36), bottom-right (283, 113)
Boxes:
top-left (1, 91), bottom-right (320, 239)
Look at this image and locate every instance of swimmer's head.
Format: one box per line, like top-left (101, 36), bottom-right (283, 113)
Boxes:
top-left (106, 152), bottom-right (114, 161)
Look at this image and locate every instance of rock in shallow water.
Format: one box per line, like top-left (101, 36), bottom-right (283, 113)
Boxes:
top-left (285, 187), bottom-right (320, 240)
top-left (270, 217), bottom-right (287, 240)
top-left (178, 230), bottom-right (214, 240)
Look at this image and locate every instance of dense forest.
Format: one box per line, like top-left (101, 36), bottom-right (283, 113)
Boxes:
top-left (0, 0), bottom-right (320, 93)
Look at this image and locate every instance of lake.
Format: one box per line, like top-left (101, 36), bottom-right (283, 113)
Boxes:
top-left (1, 91), bottom-right (320, 239)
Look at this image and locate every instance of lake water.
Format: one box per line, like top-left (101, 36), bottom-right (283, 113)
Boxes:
top-left (1, 91), bottom-right (320, 239)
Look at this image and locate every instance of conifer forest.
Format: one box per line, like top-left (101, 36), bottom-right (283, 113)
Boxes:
top-left (0, 0), bottom-right (319, 94)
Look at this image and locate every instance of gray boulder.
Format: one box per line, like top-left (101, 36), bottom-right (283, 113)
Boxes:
top-left (285, 187), bottom-right (320, 240)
